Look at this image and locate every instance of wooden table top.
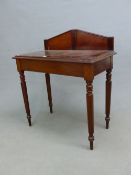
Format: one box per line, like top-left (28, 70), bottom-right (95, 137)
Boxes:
top-left (13, 50), bottom-right (116, 64)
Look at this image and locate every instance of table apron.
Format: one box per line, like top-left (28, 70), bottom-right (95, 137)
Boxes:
top-left (16, 56), bottom-right (112, 78)
top-left (94, 57), bottom-right (112, 75)
top-left (16, 59), bottom-right (85, 77)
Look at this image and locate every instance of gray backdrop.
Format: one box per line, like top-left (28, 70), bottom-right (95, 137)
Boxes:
top-left (0, 1), bottom-right (131, 175)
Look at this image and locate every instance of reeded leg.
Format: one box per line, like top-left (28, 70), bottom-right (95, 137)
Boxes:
top-left (105, 69), bottom-right (112, 129)
top-left (19, 71), bottom-right (32, 126)
top-left (86, 80), bottom-right (94, 150)
top-left (45, 73), bottom-right (53, 113)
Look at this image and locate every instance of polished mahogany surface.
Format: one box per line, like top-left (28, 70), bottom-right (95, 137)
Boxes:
top-left (14, 50), bottom-right (115, 63)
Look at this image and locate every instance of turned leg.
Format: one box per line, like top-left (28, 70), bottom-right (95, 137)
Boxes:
top-left (45, 73), bottom-right (53, 113)
top-left (19, 71), bottom-right (32, 126)
top-left (105, 69), bottom-right (112, 129)
top-left (86, 80), bottom-right (94, 150)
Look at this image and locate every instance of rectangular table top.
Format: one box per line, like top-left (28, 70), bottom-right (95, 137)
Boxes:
top-left (13, 50), bottom-right (116, 64)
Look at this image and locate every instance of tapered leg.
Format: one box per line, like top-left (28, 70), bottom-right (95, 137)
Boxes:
top-left (19, 71), bottom-right (32, 126)
top-left (45, 73), bottom-right (53, 113)
top-left (86, 80), bottom-right (94, 150)
top-left (105, 69), bottom-right (112, 129)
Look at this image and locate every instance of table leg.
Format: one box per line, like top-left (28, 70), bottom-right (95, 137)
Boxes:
top-left (45, 73), bottom-right (53, 113)
top-left (86, 80), bottom-right (94, 150)
top-left (19, 71), bottom-right (32, 126)
top-left (105, 69), bottom-right (112, 129)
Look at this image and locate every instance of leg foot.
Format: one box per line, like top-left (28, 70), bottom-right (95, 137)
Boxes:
top-left (89, 136), bottom-right (94, 150)
top-left (105, 115), bottom-right (110, 129)
top-left (27, 116), bottom-right (32, 126)
top-left (50, 106), bottom-right (53, 114)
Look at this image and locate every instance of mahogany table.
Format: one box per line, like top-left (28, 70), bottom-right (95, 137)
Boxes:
top-left (13, 50), bottom-right (116, 150)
